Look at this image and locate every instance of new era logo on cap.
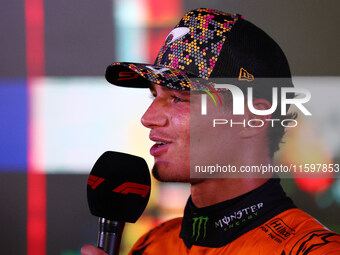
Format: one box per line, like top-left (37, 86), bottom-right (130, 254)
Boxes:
top-left (239, 68), bottom-right (254, 82)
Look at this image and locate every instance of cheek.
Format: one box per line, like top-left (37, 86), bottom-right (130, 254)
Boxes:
top-left (189, 104), bottom-right (243, 164)
top-left (170, 107), bottom-right (190, 141)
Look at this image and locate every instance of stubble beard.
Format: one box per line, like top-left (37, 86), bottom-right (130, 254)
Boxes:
top-left (151, 164), bottom-right (163, 182)
top-left (152, 164), bottom-right (191, 183)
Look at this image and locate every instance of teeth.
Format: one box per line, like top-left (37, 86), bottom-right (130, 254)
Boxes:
top-left (156, 141), bottom-right (166, 145)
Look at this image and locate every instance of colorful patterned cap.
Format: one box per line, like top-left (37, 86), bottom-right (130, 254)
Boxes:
top-left (105, 8), bottom-right (292, 92)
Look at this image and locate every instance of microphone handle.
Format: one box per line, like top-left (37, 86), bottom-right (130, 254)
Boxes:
top-left (97, 218), bottom-right (125, 255)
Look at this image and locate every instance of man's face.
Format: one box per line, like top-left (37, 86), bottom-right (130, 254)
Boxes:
top-left (141, 84), bottom-right (244, 182)
top-left (141, 84), bottom-right (191, 182)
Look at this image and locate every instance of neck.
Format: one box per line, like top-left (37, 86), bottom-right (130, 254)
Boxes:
top-left (190, 155), bottom-right (273, 208)
top-left (190, 177), bottom-right (271, 208)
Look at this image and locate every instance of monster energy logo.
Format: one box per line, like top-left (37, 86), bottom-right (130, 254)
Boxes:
top-left (192, 216), bottom-right (209, 241)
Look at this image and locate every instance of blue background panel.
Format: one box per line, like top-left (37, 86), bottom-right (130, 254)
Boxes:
top-left (0, 79), bottom-right (27, 171)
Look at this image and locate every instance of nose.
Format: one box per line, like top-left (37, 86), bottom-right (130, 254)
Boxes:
top-left (141, 99), bottom-right (167, 128)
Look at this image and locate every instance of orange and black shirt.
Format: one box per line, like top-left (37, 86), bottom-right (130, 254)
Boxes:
top-left (129, 178), bottom-right (340, 254)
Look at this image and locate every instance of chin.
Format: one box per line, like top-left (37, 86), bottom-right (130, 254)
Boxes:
top-left (152, 164), bottom-right (190, 183)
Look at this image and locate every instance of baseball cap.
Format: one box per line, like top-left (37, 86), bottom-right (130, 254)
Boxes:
top-left (105, 8), bottom-right (293, 99)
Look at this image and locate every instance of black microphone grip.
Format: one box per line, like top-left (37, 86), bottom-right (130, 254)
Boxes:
top-left (97, 218), bottom-right (125, 255)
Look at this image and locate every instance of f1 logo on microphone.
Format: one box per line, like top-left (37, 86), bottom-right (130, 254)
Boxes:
top-left (113, 182), bottom-right (150, 198)
top-left (88, 175), bottom-right (105, 189)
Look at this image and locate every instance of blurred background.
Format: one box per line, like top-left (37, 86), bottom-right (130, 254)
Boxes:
top-left (1, 0), bottom-right (340, 254)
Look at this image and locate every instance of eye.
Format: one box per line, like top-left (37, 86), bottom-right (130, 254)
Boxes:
top-left (171, 95), bottom-right (185, 103)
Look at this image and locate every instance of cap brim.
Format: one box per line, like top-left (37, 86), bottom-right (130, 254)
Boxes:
top-left (105, 62), bottom-right (193, 90)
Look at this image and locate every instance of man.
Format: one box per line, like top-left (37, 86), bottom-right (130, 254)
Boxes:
top-left (82, 8), bottom-right (340, 254)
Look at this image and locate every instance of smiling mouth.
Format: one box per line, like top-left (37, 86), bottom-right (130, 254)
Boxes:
top-left (150, 141), bottom-right (171, 156)
top-left (155, 141), bottom-right (167, 146)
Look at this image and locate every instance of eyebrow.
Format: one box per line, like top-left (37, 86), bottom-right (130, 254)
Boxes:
top-left (176, 90), bottom-right (190, 96)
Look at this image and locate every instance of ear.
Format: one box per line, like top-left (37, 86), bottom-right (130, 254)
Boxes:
top-left (239, 98), bottom-right (272, 138)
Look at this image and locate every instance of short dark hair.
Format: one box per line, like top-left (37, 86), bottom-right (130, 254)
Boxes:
top-left (266, 110), bottom-right (297, 157)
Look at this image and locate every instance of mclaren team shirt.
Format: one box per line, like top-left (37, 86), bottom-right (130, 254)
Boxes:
top-left (129, 178), bottom-right (340, 254)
